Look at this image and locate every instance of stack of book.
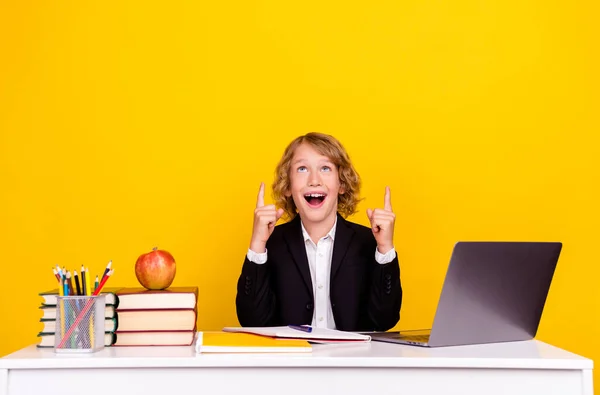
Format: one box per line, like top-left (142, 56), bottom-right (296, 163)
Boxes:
top-left (113, 286), bottom-right (198, 346)
top-left (37, 287), bottom-right (120, 348)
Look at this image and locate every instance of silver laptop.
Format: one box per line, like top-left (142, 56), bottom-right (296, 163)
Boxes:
top-left (370, 241), bottom-right (562, 347)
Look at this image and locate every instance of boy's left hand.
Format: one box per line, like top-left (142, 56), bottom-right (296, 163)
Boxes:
top-left (367, 186), bottom-right (395, 254)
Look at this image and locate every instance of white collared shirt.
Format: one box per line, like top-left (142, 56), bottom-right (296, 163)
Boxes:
top-left (300, 218), bottom-right (338, 329)
top-left (247, 219), bottom-right (396, 329)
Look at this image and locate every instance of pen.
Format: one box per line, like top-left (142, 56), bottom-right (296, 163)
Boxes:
top-left (289, 324), bottom-right (312, 333)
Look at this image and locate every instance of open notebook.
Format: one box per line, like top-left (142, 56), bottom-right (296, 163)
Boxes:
top-left (222, 326), bottom-right (371, 343)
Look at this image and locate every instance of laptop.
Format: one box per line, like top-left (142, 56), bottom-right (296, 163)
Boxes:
top-left (370, 241), bottom-right (562, 347)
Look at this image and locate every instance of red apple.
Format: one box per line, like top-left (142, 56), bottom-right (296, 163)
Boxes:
top-left (135, 247), bottom-right (176, 290)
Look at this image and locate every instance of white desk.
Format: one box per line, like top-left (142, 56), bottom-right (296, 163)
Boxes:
top-left (0, 339), bottom-right (593, 395)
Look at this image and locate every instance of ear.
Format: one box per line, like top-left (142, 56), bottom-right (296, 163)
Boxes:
top-left (339, 184), bottom-right (346, 195)
top-left (284, 188), bottom-right (292, 197)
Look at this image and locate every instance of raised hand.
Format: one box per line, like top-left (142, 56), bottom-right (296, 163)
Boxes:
top-left (366, 186), bottom-right (395, 254)
top-left (249, 182), bottom-right (284, 253)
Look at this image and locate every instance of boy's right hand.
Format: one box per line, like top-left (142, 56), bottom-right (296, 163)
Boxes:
top-left (250, 182), bottom-right (284, 253)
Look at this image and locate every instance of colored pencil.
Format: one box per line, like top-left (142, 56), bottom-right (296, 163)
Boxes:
top-left (53, 268), bottom-right (60, 282)
top-left (85, 267), bottom-right (91, 296)
top-left (66, 271), bottom-right (74, 296)
top-left (94, 275), bottom-right (99, 293)
top-left (81, 266), bottom-right (87, 296)
top-left (102, 260), bottom-right (112, 279)
top-left (73, 271), bottom-right (82, 296)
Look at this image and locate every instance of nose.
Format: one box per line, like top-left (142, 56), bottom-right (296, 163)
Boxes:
top-left (308, 170), bottom-right (322, 187)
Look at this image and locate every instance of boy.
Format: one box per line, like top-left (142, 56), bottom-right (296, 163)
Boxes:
top-left (236, 133), bottom-right (402, 331)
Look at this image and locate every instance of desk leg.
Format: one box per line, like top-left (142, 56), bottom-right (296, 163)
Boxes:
top-left (0, 369), bottom-right (7, 395)
top-left (582, 369), bottom-right (594, 395)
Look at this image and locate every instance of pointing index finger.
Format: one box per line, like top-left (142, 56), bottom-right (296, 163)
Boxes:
top-left (256, 182), bottom-right (265, 208)
top-left (384, 186), bottom-right (393, 211)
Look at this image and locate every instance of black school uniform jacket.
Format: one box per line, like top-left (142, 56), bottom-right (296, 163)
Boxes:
top-left (236, 214), bottom-right (402, 331)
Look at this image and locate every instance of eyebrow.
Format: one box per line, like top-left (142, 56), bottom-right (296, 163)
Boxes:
top-left (292, 158), bottom-right (335, 166)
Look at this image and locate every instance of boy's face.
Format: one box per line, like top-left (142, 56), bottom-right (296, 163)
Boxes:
top-left (286, 143), bottom-right (344, 226)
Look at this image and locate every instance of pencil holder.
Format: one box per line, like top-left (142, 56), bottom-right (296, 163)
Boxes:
top-left (54, 295), bottom-right (106, 353)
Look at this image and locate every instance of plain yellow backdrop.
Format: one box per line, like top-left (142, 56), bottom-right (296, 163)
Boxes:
top-left (1, 0), bottom-right (598, 384)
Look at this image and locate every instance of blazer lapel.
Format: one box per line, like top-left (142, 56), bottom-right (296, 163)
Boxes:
top-left (283, 216), bottom-right (313, 294)
top-left (331, 214), bottom-right (356, 279)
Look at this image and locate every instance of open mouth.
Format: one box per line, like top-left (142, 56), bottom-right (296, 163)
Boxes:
top-left (304, 193), bottom-right (327, 208)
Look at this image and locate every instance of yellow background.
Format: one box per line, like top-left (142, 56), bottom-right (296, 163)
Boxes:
top-left (1, 0), bottom-right (598, 384)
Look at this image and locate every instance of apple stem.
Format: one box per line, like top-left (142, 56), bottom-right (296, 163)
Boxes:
top-left (152, 247), bottom-right (158, 251)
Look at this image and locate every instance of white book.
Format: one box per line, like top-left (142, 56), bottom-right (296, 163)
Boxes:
top-left (222, 326), bottom-right (371, 343)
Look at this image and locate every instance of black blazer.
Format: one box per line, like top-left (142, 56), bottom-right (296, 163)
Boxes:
top-left (236, 214), bottom-right (402, 331)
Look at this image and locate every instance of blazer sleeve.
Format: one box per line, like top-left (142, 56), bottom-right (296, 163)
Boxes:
top-left (367, 254), bottom-right (402, 331)
top-left (235, 257), bottom-right (278, 327)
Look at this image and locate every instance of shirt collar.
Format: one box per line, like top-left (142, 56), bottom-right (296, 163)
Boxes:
top-left (301, 216), bottom-right (337, 243)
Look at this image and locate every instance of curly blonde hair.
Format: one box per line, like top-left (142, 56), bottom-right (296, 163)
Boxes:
top-left (272, 133), bottom-right (362, 220)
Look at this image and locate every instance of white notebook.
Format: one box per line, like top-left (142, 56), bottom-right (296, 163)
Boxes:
top-left (222, 326), bottom-right (371, 343)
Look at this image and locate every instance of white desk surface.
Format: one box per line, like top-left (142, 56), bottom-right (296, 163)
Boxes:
top-left (0, 339), bottom-right (593, 370)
